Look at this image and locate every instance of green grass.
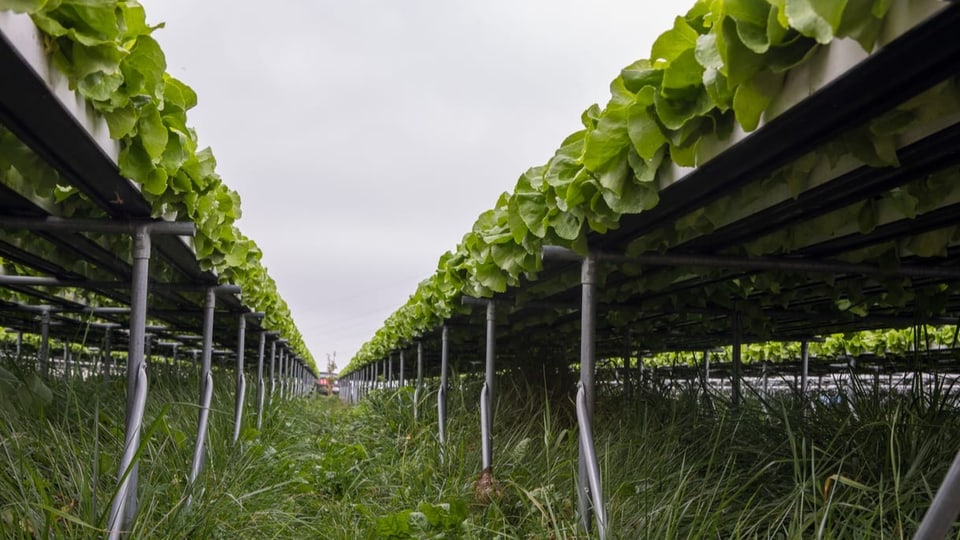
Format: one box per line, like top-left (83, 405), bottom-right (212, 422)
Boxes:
top-left (2, 358), bottom-right (960, 538)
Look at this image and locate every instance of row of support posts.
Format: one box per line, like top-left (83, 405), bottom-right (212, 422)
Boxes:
top-left (336, 242), bottom-right (960, 538)
top-left (0, 218), bottom-right (308, 537)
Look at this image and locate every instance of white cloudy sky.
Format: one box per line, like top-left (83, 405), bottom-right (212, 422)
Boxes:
top-left (140, 1), bottom-right (680, 370)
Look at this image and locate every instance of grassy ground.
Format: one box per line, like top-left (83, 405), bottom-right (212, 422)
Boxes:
top-left (2, 359), bottom-right (960, 538)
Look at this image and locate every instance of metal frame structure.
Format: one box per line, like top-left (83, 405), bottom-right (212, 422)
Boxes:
top-left (0, 11), bottom-right (317, 536)
top-left (341, 3), bottom-right (960, 537)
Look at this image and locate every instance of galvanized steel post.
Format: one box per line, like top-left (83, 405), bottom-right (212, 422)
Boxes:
top-left (102, 326), bottom-right (112, 379)
top-left (915, 447), bottom-right (960, 539)
top-left (268, 338), bottom-right (277, 405)
top-left (108, 225), bottom-right (151, 537)
top-left (257, 330), bottom-right (267, 431)
top-left (415, 341), bottom-right (423, 421)
top-left (38, 307), bottom-right (50, 376)
top-left (800, 340), bottom-right (809, 397)
top-left (482, 300), bottom-right (496, 472)
top-left (577, 253), bottom-right (606, 538)
top-left (277, 348), bottom-right (285, 399)
top-left (439, 325), bottom-right (449, 455)
top-left (232, 314), bottom-right (246, 444)
top-left (388, 353), bottom-right (394, 389)
top-left (623, 331), bottom-right (633, 399)
top-left (63, 342), bottom-right (70, 379)
top-left (732, 311), bottom-right (742, 408)
top-left (189, 287), bottom-right (217, 487)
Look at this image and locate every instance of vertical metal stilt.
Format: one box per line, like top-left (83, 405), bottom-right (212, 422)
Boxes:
top-left (63, 342), bottom-right (70, 379)
top-left (800, 340), bottom-right (809, 398)
top-left (108, 225), bottom-right (151, 538)
top-left (39, 308), bottom-right (50, 376)
top-left (414, 341), bottom-right (423, 421)
top-left (277, 348), bottom-right (284, 400)
top-left (233, 315), bottom-right (247, 444)
top-left (915, 446), bottom-right (960, 539)
top-left (577, 253), bottom-right (606, 538)
top-left (623, 332), bottom-right (632, 399)
top-left (169, 343), bottom-right (179, 378)
top-left (388, 353), bottom-right (394, 390)
top-left (282, 349), bottom-right (288, 399)
top-left (399, 350), bottom-right (406, 388)
top-left (481, 300), bottom-right (496, 472)
top-left (732, 311), bottom-right (742, 408)
top-left (439, 326), bottom-right (449, 455)
top-left (256, 332), bottom-right (266, 430)
top-left (268, 339), bottom-right (277, 405)
top-left (102, 327), bottom-right (112, 380)
top-left (189, 287), bottom-right (216, 488)
top-left (704, 350), bottom-right (711, 394)
top-left (298, 361), bottom-right (304, 396)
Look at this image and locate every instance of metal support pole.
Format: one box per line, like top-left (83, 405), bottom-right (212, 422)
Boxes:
top-left (63, 342), bottom-right (69, 379)
top-left (39, 308), bottom-right (50, 376)
top-left (761, 361), bottom-right (769, 411)
top-left (373, 359), bottom-right (379, 393)
top-left (279, 348), bottom-right (286, 399)
top-left (704, 350), bottom-right (711, 394)
top-left (915, 446), bottom-right (960, 539)
top-left (388, 353), bottom-right (394, 389)
top-left (360, 366), bottom-right (366, 399)
top-left (189, 287), bottom-right (216, 487)
top-left (291, 361), bottom-right (297, 396)
top-left (269, 339), bottom-right (277, 405)
top-left (577, 253), bottom-right (606, 537)
top-left (107, 225), bottom-right (150, 537)
top-left (732, 311), bottom-right (742, 408)
top-left (103, 327), bottom-right (113, 379)
top-left (800, 340), bottom-right (809, 397)
top-left (482, 300), bottom-right (496, 472)
top-left (439, 325), bottom-right (449, 457)
top-left (399, 350), bottom-right (406, 388)
top-left (286, 351), bottom-right (292, 397)
top-left (623, 332), bottom-right (632, 399)
top-left (256, 332), bottom-right (266, 430)
top-left (286, 352), bottom-right (292, 397)
top-left (287, 354), bottom-right (292, 396)
top-left (232, 315), bottom-right (247, 444)
top-left (367, 363), bottom-right (373, 397)
top-left (415, 341), bottom-right (423, 421)
top-left (298, 361), bottom-right (304, 396)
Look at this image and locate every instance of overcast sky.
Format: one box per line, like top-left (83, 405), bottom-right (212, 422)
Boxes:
top-left (140, 1), bottom-right (679, 370)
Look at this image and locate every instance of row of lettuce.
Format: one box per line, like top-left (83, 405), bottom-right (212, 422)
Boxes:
top-left (345, 0), bottom-right (960, 374)
top-left (0, 1), bottom-right (312, 365)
